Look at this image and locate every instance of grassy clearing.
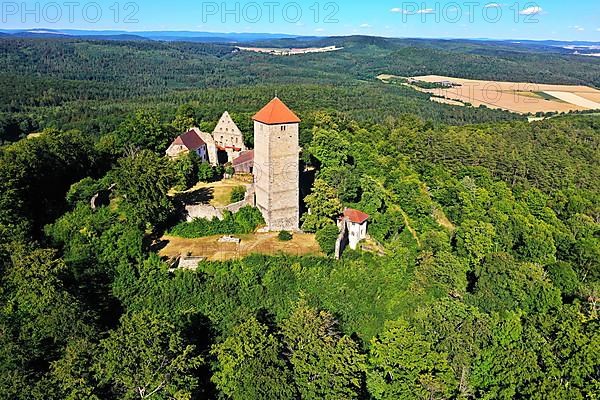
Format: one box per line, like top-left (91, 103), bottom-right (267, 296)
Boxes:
top-left (159, 232), bottom-right (323, 262)
top-left (534, 91), bottom-right (567, 102)
top-left (173, 176), bottom-right (251, 208)
top-left (433, 207), bottom-right (455, 231)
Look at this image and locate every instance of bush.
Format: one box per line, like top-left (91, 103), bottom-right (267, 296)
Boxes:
top-left (230, 186), bottom-right (246, 204)
top-left (198, 162), bottom-right (217, 183)
top-left (168, 206), bottom-right (264, 238)
top-left (316, 224), bottom-right (340, 256)
top-left (234, 206), bottom-right (265, 233)
top-left (278, 231), bottom-right (293, 241)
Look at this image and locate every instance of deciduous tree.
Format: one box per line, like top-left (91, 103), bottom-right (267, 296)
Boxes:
top-left (211, 317), bottom-right (296, 399)
top-left (281, 304), bottom-right (366, 399)
top-left (114, 149), bottom-right (175, 227)
top-left (302, 179), bottom-right (343, 232)
top-left (95, 311), bottom-right (203, 400)
top-left (367, 318), bottom-right (455, 400)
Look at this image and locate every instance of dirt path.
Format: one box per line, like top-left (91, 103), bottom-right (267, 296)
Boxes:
top-left (364, 176), bottom-right (423, 247)
top-left (400, 209), bottom-right (422, 248)
top-left (433, 207), bottom-right (455, 231)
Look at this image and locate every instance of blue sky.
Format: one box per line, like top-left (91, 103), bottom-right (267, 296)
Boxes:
top-left (3, 1), bottom-right (600, 41)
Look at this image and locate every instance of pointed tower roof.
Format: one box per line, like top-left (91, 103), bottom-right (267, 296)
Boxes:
top-left (253, 97), bottom-right (301, 125)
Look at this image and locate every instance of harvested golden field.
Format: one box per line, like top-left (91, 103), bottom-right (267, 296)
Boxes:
top-left (543, 91), bottom-right (600, 109)
top-left (573, 91), bottom-right (600, 104)
top-left (159, 232), bottom-right (323, 262)
top-left (412, 75), bottom-right (600, 114)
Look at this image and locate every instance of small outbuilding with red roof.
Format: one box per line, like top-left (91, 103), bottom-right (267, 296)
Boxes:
top-left (338, 208), bottom-right (370, 251)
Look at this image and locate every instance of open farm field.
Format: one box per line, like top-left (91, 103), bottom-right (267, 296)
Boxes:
top-left (237, 45), bottom-right (342, 55)
top-left (413, 74), bottom-right (600, 114)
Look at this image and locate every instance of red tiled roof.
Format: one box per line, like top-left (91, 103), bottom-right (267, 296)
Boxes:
top-left (175, 130), bottom-right (206, 151)
top-left (253, 97), bottom-right (301, 125)
top-left (232, 150), bottom-right (254, 166)
top-left (344, 208), bottom-right (369, 224)
top-left (217, 145), bottom-right (243, 152)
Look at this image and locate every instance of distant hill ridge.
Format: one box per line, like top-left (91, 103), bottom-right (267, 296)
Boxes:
top-left (2, 29), bottom-right (599, 47)
top-left (0, 29), bottom-right (307, 42)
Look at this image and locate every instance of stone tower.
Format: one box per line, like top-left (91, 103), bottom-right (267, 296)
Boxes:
top-left (253, 97), bottom-right (301, 231)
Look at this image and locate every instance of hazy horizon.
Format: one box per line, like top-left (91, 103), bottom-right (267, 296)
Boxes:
top-left (3, 27), bottom-right (600, 44)
top-left (1, 1), bottom-right (599, 42)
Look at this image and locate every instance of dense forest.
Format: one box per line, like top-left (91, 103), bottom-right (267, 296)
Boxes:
top-left (2, 35), bottom-right (600, 142)
top-left (0, 36), bottom-right (599, 399)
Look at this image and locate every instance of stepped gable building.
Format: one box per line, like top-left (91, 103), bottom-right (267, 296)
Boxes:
top-left (252, 97), bottom-right (301, 231)
top-left (212, 111), bottom-right (246, 162)
top-left (167, 111), bottom-right (247, 166)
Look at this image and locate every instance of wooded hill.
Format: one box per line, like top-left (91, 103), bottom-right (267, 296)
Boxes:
top-left (0, 36), bottom-right (598, 399)
top-left (2, 35), bottom-right (600, 141)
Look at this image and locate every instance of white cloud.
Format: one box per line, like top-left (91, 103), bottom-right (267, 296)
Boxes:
top-left (572, 25), bottom-right (585, 31)
top-left (596, 28), bottom-right (600, 32)
top-left (390, 7), bottom-right (435, 15)
top-left (519, 6), bottom-right (542, 15)
top-left (315, 28), bottom-right (325, 33)
top-left (484, 3), bottom-right (502, 8)
top-left (359, 23), bottom-right (371, 28)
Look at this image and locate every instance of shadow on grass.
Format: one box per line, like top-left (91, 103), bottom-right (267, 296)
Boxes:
top-left (150, 238), bottom-right (170, 254)
top-left (176, 187), bottom-right (215, 205)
